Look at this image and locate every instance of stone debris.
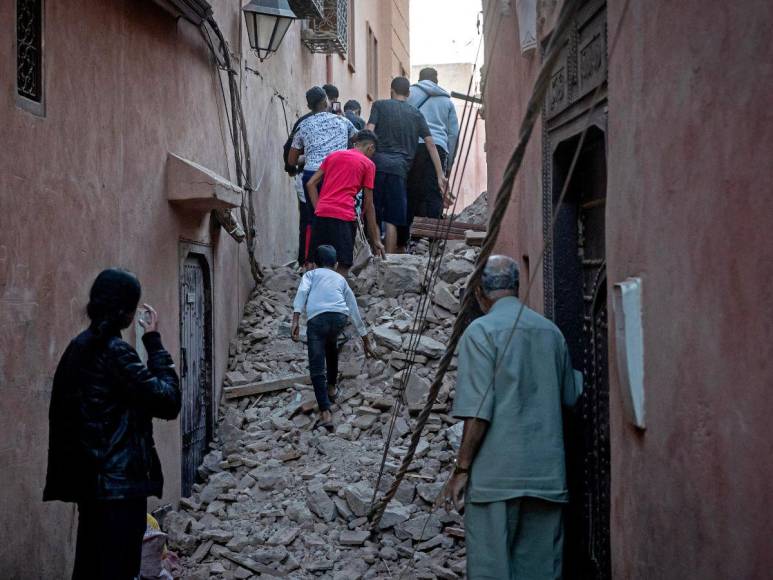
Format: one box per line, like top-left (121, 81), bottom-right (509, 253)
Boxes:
top-left (169, 241), bottom-right (479, 578)
top-left (453, 190), bottom-right (488, 225)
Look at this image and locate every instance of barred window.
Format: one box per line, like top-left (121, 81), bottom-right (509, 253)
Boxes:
top-left (367, 24), bottom-right (378, 101)
top-left (16, 0), bottom-right (44, 106)
top-left (347, 0), bottom-right (356, 71)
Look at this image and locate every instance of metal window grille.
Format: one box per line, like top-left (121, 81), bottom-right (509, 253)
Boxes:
top-left (288, 0), bottom-right (323, 19)
top-left (347, 0), bottom-right (355, 69)
top-left (367, 25), bottom-right (378, 100)
top-left (301, 0), bottom-right (348, 55)
top-left (16, 0), bottom-right (43, 103)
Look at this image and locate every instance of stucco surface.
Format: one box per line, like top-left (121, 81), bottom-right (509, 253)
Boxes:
top-left (606, 1), bottom-right (773, 577)
top-left (482, 1), bottom-right (544, 309)
top-left (0, 0), bottom-right (407, 577)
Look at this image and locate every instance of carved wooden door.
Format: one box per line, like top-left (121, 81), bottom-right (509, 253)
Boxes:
top-left (180, 254), bottom-right (212, 497)
top-left (549, 127), bottom-right (610, 579)
top-left (541, 2), bottom-right (610, 576)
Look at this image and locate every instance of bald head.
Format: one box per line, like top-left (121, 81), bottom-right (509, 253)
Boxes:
top-left (481, 255), bottom-right (519, 298)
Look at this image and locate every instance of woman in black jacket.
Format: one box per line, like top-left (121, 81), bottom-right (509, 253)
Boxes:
top-left (44, 269), bottom-right (181, 580)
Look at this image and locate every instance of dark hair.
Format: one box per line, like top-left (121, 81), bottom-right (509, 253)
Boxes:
top-left (344, 99), bottom-right (361, 113)
top-left (314, 245), bottom-right (337, 268)
top-left (419, 67), bottom-right (438, 83)
top-left (306, 86), bottom-right (327, 110)
top-left (353, 129), bottom-right (378, 147)
top-left (87, 268), bottom-right (141, 339)
top-left (322, 84), bottom-right (339, 100)
top-left (391, 76), bottom-right (411, 97)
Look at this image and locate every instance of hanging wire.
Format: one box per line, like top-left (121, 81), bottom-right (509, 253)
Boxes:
top-left (201, 17), bottom-right (262, 283)
top-left (380, 3), bottom-right (634, 574)
top-left (368, 24), bottom-right (490, 512)
top-left (369, 0), bottom-right (633, 531)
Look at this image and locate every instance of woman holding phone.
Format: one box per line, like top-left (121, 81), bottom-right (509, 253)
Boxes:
top-left (44, 268), bottom-right (181, 580)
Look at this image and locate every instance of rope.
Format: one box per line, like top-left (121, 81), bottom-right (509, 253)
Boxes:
top-left (368, 4), bottom-right (502, 522)
top-left (368, 0), bottom-right (583, 529)
top-left (368, 30), bottom-right (487, 511)
top-left (388, 2), bottom-right (632, 572)
top-left (203, 17), bottom-right (263, 284)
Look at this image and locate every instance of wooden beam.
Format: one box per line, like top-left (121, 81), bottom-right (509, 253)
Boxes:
top-left (224, 374), bottom-right (311, 400)
top-left (411, 229), bottom-right (467, 241)
top-left (465, 230), bottom-right (487, 247)
top-left (410, 217), bottom-right (486, 241)
top-left (412, 217), bottom-right (486, 232)
top-left (218, 549), bottom-right (286, 577)
top-left (450, 90), bottom-right (483, 104)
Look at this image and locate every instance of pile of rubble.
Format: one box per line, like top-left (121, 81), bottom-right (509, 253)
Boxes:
top-left (453, 191), bottom-right (488, 225)
top-left (165, 239), bottom-right (480, 579)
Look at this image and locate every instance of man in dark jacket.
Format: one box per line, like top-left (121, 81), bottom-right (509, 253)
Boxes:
top-left (344, 100), bottom-right (366, 130)
top-left (44, 268), bottom-right (181, 580)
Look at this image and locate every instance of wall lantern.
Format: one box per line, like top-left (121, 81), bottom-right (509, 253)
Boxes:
top-left (242, 0), bottom-right (297, 61)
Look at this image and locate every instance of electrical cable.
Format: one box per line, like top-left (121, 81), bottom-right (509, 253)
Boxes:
top-left (368, 0), bottom-right (590, 529)
top-left (371, 0), bottom-right (633, 541)
top-left (202, 17), bottom-right (263, 283)
top-left (367, 29), bottom-right (489, 511)
top-left (389, 5), bottom-right (633, 572)
top-left (368, 0), bottom-right (495, 496)
top-left (367, 2), bottom-right (503, 520)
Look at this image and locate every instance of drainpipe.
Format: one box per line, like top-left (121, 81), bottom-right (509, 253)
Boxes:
top-left (326, 54), bottom-right (333, 84)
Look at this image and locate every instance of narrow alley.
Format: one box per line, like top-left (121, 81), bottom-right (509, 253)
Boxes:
top-left (3, 0), bottom-right (772, 578)
top-left (167, 236), bottom-right (481, 579)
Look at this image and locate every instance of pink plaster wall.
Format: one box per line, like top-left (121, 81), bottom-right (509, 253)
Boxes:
top-left (0, 3), bottom-right (249, 576)
top-left (606, 1), bottom-right (773, 577)
top-left (0, 1), bottom-right (407, 577)
top-left (482, 1), bottom-right (545, 309)
top-left (482, 0), bottom-right (773, 577)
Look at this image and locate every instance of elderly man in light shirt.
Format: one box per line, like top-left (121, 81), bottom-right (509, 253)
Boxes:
top-left (291, 245), bottom-right (373, 429)
top-left (443, 255), bottom-right (583, 580)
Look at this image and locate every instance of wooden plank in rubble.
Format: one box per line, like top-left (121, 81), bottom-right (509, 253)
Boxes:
top-left (224, 374), bottom-right (311, 399)
top-left (412, 217), bottom-right (486, 231)
top-left (410, 217), bottom-right (486, 241)
top-left (465, 230), bottom-right (487, 247)
top-left (411, 228), bottom-right (467, 241)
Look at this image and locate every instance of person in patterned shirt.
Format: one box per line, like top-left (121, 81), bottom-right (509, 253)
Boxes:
top-left (288, 87), bottom-right (357, 267)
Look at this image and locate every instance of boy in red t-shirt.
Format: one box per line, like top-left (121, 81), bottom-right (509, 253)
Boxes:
top-left (306, 130), bottom-right (385, 276)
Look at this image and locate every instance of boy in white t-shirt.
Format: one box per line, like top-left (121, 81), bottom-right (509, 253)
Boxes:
top-left (291, 245), bottom-right (373, 428)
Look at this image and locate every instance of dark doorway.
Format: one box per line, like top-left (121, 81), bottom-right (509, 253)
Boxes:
top-left (180, 252), bottom-right (213, 497)
top-left (551, 126), bottom-right (610, 579)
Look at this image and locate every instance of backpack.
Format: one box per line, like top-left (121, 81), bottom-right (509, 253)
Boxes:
top-left (411, 85), bottom-right (433, 111)
top-left (283, 112), bottom-right (313, 176)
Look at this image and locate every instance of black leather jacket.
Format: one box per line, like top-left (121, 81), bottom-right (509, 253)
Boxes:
top-left (43, 328), bottom-right (180, 502)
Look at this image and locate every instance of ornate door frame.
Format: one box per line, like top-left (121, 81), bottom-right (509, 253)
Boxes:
top-left (543, 0), bottom-right (609, 318)
top-left (541, 1), bottom-right (611, 578)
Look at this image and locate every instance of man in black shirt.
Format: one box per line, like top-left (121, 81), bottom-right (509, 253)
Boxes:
top-left (367, 77), bottom-right (448, 253)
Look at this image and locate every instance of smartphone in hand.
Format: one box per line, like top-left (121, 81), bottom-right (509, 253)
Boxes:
top-left (331, 101), bottom-right (342, 114)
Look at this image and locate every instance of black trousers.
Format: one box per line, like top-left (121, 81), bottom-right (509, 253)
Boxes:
top-left (399, 143), bottom-right (449, 246)
top-left (298, 200), bottom-right (315, 264)
top-left (298, 170), bottom-right (323, 264)
top-left (72, 497), bottom-right (147, 580)
top-left (306, 312), bottom-right (348, 412)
